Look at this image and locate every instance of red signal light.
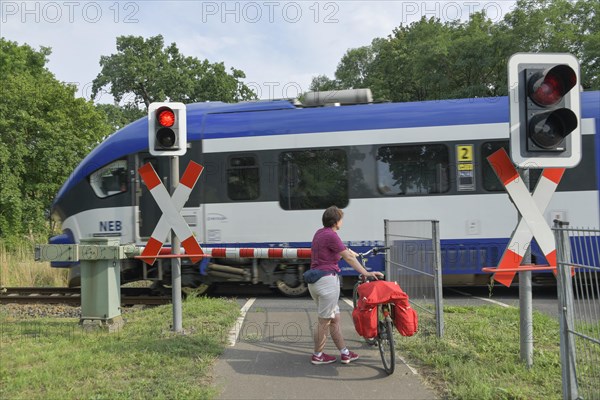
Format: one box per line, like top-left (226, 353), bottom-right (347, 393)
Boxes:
top-left (157, 108), bottom-right (175, 127)
top-left (148, 102), bottom-right (187, 156)
top-left (529, 65), bottom-right (577, 107)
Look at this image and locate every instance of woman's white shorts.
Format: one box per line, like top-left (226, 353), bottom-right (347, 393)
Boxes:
top-left (308, 275), bottom-right (340, 319)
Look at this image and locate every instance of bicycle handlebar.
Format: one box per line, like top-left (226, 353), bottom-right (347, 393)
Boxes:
top-left (356, 246), bottom-right (390, 258)
top-left (358, 274), bottom-right (383, 283)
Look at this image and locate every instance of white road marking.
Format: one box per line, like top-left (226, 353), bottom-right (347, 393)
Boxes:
top-left (398, 355), bottom-right (419, 375)
top-left (228, 298), bottom-right (256, 346)
top-left (342, 297), bottom-right (354, 308)
top-left (449, 288), bottom-right (513, 308)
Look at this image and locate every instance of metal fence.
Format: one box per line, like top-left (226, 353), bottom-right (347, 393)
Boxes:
top-left (554, 222), bottom-right (600, 400)
top-left (384, 220), bottom-right (444, 337)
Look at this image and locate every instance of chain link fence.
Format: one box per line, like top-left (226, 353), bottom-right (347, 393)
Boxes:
top-left (554, 221), bottom-right (600, 400)
top-left (384, 220), bottom-right (444, 338)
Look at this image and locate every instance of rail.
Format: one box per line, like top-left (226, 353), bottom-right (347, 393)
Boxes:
top-left (0, 287), bottom-right (172, 305)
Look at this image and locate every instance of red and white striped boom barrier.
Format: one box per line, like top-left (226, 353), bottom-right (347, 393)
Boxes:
top-left (137, 247), bottom-right (312, 261)
top-left (201, 247), bottom-right (311, 260)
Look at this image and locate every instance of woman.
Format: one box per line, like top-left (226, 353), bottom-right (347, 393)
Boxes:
top-left (308, 206), bottom-right (384, 365)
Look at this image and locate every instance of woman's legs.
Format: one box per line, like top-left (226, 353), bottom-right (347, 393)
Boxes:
top-left (329, 313), bottom-right (346, 351)
top-left (314, 317), bottom-right (331, 353)
top-left (314, 313), bottom-right (346, 353)
top-left (309, 276), bottom-right (343, 353)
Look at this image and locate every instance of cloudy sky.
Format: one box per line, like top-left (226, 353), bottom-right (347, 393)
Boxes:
top-left (2, 0), bottom-right (516, 102)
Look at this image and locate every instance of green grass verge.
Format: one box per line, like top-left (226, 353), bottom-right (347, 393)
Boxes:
top-left (396, 306), bottom-right (562, 400)
top-left (0, 296), bottom-right (240, 400)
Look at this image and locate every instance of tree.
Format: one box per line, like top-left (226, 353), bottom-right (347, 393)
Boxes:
top-left (0, 39), bottom-right (111, 241)
top-left (95, 103), bottom-right (145, 132)
top-left (335, 46), bottom-right (376, 89)
top-left (310, 0), bottom-right (599, 102)
top-left (308, 75), bottom-right (340, 92)
top-left (91, 35), bottom-right (257, 109)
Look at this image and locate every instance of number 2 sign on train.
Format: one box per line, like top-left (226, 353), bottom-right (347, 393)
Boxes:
top-left (48, 88), bottom-right (600, 296)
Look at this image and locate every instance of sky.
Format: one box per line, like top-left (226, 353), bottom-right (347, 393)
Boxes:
top-left (1, 0), bottom-right (517, 103)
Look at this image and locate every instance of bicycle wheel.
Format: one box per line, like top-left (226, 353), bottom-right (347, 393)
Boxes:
top-left (377, 307), bottom-right (395, 375)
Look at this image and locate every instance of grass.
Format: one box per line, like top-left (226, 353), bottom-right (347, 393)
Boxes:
top-left (0, 240), bottom-right (68, 287)
top-left (0, 296), bottom-right (241, 400)
top-left (396, 305), bottom-right (564, 400)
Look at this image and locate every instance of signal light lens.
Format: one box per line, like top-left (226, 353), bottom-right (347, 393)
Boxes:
top-left (529, 65), bottom-right (577, 107)
top-left (157, 108), bottom-right (175, 127)
top-left (528, 108), bottom-right (578, 150)
top-left (156, 127), bottom-right (176, 148)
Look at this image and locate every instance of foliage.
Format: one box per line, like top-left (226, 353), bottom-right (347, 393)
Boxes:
top-left (91, 35), bottom-right (258, 110)
top-left (95, 103), bottom-right (145, 132)
top-left (314, 0), bottom-right (600, 101)
top-left (0, 239), bottom-right (68, 287)
top-left (0, 39), bottom-right (112, 241)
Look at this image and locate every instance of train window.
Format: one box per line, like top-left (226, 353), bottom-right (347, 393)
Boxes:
top-left (279, 149), bottom-right (348, 210)
top-left (377, 144), bottom-right (449, 195)
top-left (482, 141), bottom-right (541, 191)
top-left (227, 155), bottom-right (259, 200)
top-left (89, 160), bottom-right (128, 198)
top-left (482, 142), bottom-right (507, 191)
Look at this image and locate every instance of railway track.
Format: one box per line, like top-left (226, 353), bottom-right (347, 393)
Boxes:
top-left (0, 287), bottom-right (172, 305)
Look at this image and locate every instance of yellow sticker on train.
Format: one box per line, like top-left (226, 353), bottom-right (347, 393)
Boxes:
top-left (457, 145), bottom-right (473, 162)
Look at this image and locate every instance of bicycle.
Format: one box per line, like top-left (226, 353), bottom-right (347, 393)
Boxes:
top-left (351, 246), bottom-right (396, 375)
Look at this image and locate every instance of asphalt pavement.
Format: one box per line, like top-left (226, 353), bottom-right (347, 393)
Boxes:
top-left (212, 295), bottom-right (439, 400)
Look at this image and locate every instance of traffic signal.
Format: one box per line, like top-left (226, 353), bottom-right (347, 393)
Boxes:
top-left (148, 102), bottom-right (187, 156)
top-left (508, 53), bottom-right (581, 168)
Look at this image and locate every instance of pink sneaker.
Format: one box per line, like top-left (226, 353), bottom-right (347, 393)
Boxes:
top-left (311, 353), bottom-right (337, 365)
top-left (341, 351), bottom-right (359, 364)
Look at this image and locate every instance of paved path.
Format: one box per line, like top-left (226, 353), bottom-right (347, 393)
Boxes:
top-left (213, 296), bottom-right (439, 400)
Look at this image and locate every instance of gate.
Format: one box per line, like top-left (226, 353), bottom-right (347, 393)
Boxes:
top-left (554, 222), bottom-right (600, 400)
top-left (384, 220), bottom-right (444, 337)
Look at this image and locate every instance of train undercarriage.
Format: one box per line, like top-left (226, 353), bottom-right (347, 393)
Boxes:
top-left (68, 258), bottom-right (313, 297)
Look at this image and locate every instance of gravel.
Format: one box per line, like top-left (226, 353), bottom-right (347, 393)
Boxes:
top-left (0, 304), bottom-right (147, 319)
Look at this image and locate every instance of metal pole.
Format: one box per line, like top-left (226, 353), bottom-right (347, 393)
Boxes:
top-left (432, 220), bottom-right (444, 338)
top-left (519, 168), bottom-right (533, 368)
top-left (555, 221), bottom-right (579, 399)
top-left (171, 155), bottom-right (183, 332)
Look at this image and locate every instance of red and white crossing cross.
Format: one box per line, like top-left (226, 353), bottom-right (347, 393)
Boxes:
top-left (487, 148), bottom-right (564, 286)
top-left (138, 161), bottom-right (204, 265)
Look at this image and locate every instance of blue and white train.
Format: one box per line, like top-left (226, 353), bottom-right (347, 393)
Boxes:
top-left (49, 90), bottom-right (600, 295)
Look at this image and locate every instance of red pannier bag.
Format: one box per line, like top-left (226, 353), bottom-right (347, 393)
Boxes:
top-left (355, 280), bottom-right (418, 337)
top-left (356, 280), bottom-right (408, 306)
top-left (393, 298), bottom-right (419, 337)
top-left (352, 299), bottom-right (378, 338)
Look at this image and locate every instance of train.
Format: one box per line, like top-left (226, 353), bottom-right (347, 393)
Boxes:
top-left (49, 89), bottom-right (600, 296)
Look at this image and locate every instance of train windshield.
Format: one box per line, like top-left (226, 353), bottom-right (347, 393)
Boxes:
top-left (89, 159), bottom-right (128, 198)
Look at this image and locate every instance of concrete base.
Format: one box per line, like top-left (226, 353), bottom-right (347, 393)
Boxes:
top-left (80, 315), bottom-right (125, 333)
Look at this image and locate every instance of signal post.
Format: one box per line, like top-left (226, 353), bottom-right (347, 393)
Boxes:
top-left (147, 102), bottom-right (189, 333)
top-left (493, 53), bottom-right (581, 368)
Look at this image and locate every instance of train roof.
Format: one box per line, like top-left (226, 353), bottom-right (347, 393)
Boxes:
top-left (54, 91), bottom-right (600, 206)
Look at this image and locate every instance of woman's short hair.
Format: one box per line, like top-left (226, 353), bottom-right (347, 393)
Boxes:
top-left (322, 206), bottom-right (344, 227)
